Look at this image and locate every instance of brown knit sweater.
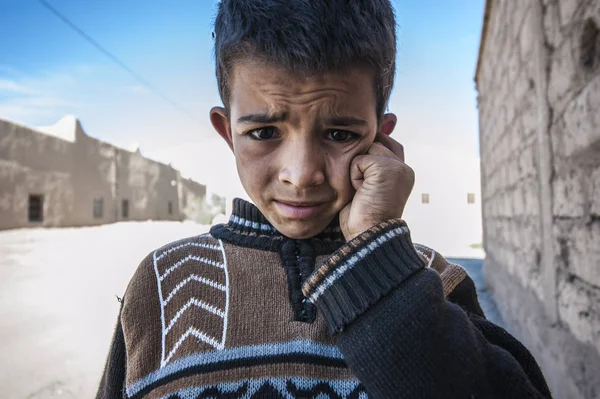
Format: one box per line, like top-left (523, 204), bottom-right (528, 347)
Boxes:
top-left (96, 198), bottom-right (551, 399)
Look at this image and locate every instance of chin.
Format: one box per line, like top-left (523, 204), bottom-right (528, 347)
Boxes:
top-left (285, 229), bottom-right (317, 240)
top-left (275, 219), bottom-right (331, 240)
top-left (257, 199), bottom-right (340, 239)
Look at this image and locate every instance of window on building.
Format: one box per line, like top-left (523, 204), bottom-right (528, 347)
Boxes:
top-left (168, 201), bottom-right (173, 215)
top-left (467, 193), bottom-right (476, 204)
top-left (28, 194), bottom-right (44, 223)
top-left (122, 199), bottom-right (129, 219)
top-left (421, 193), bottom-right (430, 204)
top-left (94, 198), bottom-right (104, 219)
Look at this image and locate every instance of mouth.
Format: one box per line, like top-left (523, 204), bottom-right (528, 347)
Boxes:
top-left (273, 200), bottom-right (327, 219)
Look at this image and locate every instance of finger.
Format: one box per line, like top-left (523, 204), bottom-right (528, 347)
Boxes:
top-left (367, 142), bottom-right (397, 159)
top-left (351, 153), bottom-right (414, 187)
top-left (348, 154), bottom-right (368, 191)
top-left (351, 153), bottom-right (380, 177)
top-left (350, 153), bottom-right (401, 187)
top-left (375, 132), bottom-right (404, 162)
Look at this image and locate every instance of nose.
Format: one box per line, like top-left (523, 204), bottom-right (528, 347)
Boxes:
top-left (278, 138), bottom-right (325, 189)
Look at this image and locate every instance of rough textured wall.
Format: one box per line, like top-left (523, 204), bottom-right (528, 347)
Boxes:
top-left (153, 160), bottom-right (180, 221)
top-left (72, 125), bottom-right (118, 226)
top-left (476, 0), bottom-right (600, 398)
top-left (0, 120), bottom-right (77, 229)
top-left (544, 0), bottom-right (600, 355)
top-left (116, 148), bottom-right (179, 222)
top-left (0, 159), bottom-right (75, 229)
top-left (477, 0), bottom-right (546, 299)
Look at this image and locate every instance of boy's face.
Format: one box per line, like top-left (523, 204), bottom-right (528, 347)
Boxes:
top-left (211, 60), bottom-right (396, 239)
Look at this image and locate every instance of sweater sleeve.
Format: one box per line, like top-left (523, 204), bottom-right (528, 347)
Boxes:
top-left (302, 219), bottom-right (552, 399)
top-left (96, 304), bottom-right (126, 399)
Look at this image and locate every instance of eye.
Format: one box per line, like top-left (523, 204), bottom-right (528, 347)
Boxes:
top-left (327, 130), bottom-right (359, 142)
top-left (247, 127), bottom-right (278, 140)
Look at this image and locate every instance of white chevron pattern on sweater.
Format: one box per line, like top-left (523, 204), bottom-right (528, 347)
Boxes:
top-left (153, 236), bottom-right (230, 368)
top-left (163, 274), bottom-right (226, 305)
top-left (164, 327), bottom-right (224, 364)
top-left (155, 240), bottom-right (221, 262)
top-left (159, 254), bottom-right (224, 281)
top-left (165, 297), bottom-right (225, 334)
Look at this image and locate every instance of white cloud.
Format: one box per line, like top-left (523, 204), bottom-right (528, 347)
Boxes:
top-left (0, 79), bottom-right (37, 95)
top-left (0, 68), bottom-right (82, 125)
top-left (0, 95), bottom-right (77, 125)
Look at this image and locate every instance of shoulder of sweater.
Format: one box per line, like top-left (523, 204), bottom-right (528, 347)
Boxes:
top-left (123, 232), bottom-right (222, 303)
top-left (412, 243), bottom-right (469, 298)
top-left (413, 242), bottom-right (486, 317)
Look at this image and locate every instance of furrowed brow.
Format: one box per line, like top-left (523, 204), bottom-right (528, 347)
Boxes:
top-left (325, 116), bottom-right (369, 127)
top-left (237, 111), bottom-right (288, 125)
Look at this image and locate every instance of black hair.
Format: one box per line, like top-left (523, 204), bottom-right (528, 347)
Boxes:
top-left (213, 0), bottom-right (397, 118)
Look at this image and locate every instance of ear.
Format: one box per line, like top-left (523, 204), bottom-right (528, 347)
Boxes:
top-left (210, 106), bottom-right (234, 152)
top-left (379, 113), bottom-right (397, 136)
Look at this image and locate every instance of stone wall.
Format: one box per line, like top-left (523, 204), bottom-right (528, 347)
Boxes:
top-left (0, 119), bottom-right (78, 229)
top-left (476, 0), bottom-right (600, 397)
top-left (71, 124), bottom-right (119, 226)
top-left (114, 146), bottom-right (180, 222)
top-left (0, 118), bottom-right (206, 230)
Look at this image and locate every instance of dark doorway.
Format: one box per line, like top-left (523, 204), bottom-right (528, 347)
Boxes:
top-left (94, 198), bottom-right (104, 219)
top-left (122, 199), bottom-right (129, 219)
top-left (168, 201), bottom-right (173, 216)
top-left (28, 194), bottom-right (43, 223)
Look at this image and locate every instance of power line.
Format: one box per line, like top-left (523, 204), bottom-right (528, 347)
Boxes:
top-left (37, 0), bottom-right (201, 125)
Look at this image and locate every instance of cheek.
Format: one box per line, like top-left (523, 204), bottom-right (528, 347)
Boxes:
top-left (325, 150), bottom-right (355, 199)
top-left (234, 139), bottom-right (275, 196)
top-left (326, 139), bottom-right (373, 202)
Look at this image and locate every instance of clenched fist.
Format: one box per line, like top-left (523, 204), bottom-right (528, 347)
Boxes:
top-left (339, 133), bottom-right (415, 241)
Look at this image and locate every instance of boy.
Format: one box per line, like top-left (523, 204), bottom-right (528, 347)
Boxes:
top-left (97, 1), bottom-right (552, 398)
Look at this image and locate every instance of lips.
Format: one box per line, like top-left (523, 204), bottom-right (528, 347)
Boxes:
top-left (274, 200), bottom-right (327, 219)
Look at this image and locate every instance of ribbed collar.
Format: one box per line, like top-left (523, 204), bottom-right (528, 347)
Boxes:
top-left (210, 198), bottom-right (346, 254)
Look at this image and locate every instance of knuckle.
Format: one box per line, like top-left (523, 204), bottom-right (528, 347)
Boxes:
top-left (393, 162), bottom-right (414, 182)
top-left (406, 168), bottom-right (416, 186)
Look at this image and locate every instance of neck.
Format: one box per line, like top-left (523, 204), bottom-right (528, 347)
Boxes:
top-left (209, 198), bottom-right (345, 254)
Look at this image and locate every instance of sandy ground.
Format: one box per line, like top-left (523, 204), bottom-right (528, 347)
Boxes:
top-left (0, 221), bottom-right (208, 399)
top-left (0, 221), bottom-right (496, 399)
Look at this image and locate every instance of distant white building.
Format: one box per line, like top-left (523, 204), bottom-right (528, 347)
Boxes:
top-left (402, 146), bottom-right (483, 258)
top-left (0, 116), bottom-right (206, 230)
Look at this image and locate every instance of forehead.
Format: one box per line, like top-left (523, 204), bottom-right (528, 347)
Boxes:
top-left (229, 61), bottom-right (377, 116)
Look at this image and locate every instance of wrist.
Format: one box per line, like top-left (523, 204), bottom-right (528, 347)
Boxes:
top-left (304, 218), bottom-right (426, 333)
top-left (343, 218), bottom-right (397, 241)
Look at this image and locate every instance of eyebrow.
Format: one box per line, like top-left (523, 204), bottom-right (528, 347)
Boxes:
top-left (237, 112), bottom-right (288, 125)
top-left (236, 113), bottom-right (368, 127)
top-left (325, 116), bottom-right (369, 127)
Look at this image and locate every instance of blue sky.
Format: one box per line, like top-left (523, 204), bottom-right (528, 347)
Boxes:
top-left (0, 0), bottom-right (485, 197)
